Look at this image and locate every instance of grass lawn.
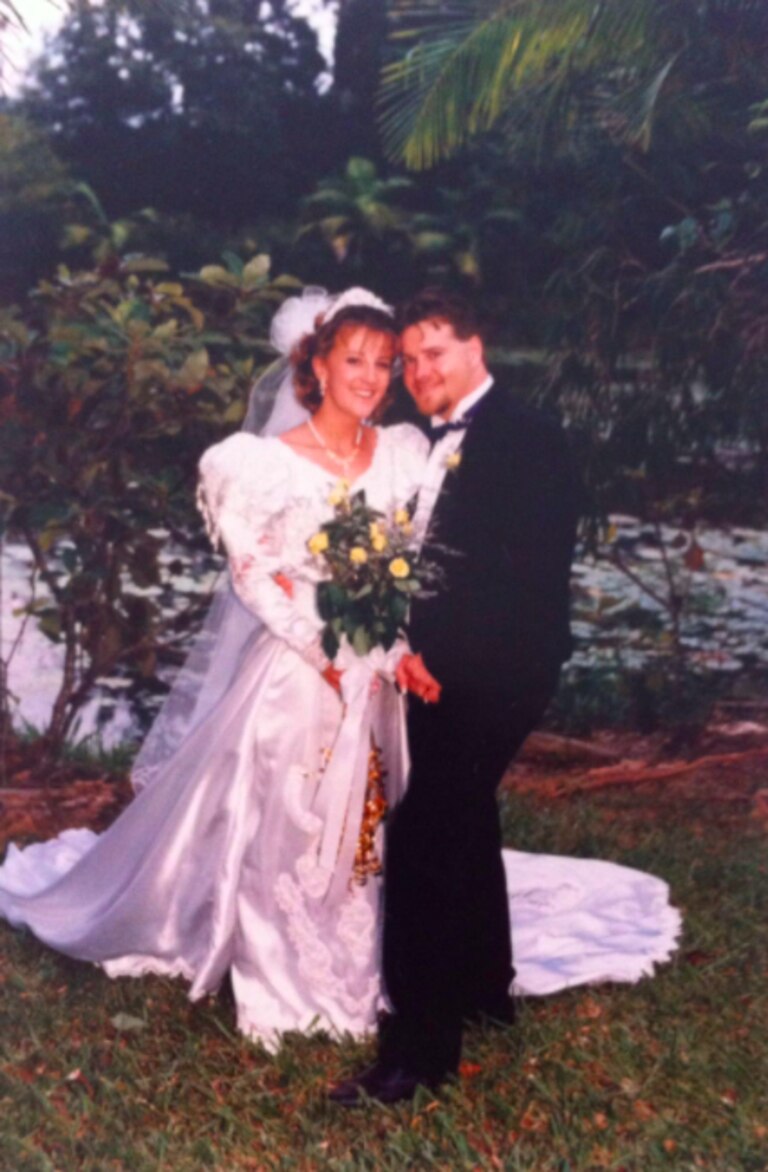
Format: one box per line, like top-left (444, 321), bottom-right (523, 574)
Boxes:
top-left (1, 781), bottom-right (766, 1171)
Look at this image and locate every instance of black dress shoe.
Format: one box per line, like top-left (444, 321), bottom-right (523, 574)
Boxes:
top-left (329, 1063), bottom-right (440, 1107)
top-left (328, 1062), bottom-right (387, 1106)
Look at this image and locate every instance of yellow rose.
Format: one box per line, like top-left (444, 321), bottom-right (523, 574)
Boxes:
top-left (388, 557), bottom-right (410, 579)
top-left (394, 508), bottom-right (410, 526)
top-left (371, 532), bottom-right (388, 552)
top-left (328, 479), bottom-right (350, 507)
top-left (307, 531), bottom-right (329, 556)
top-left (349, 546), bottom-right (368, 565)
top-left (444, 451), bottom-right (462, 470)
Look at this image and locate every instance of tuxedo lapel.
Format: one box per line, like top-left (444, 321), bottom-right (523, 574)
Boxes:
top-left (422, 384), bottom-right (506, 544)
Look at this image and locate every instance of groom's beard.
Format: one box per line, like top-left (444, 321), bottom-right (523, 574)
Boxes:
top-left (406, 382), bottom-right (454, 419)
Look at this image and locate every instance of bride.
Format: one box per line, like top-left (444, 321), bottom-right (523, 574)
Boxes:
top-left (0, 287), bottom-right (680, 1051)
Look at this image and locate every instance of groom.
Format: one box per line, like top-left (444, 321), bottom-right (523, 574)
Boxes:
top-left (331, 288), bottom-right (580, 1105)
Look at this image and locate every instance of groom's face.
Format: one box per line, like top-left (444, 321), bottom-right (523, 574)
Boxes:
top-left (400, 319), bottom-right (484, 420)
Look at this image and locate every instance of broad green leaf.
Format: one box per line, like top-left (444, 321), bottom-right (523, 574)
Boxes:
top-left (39, 614), bottom-right (62, 641)
top-left (221, 250), bottom-right (244, 277)
top-left (346, 157), bottom-right (377, 183)
top-left (242, 255), bottom-right (271, 289)
top-left (223, 401), bottom-right (245, 423)
top-left (121, 257), bottom-right (169, 274)
top-left (177, 348), bottom-right (209, 388)
top-left (152, 319), bottom-right (179, 340)
top-left (199, 265), bottom-right (240, 288)
top-left (61, 224), bottom-right (93, 247)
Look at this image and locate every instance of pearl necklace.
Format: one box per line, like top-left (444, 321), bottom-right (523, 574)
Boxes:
top-left (307, 417), bottom-right (364, 472)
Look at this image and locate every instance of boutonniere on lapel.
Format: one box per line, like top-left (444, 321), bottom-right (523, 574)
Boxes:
top-left (444, 451), bottom-right (462, 473)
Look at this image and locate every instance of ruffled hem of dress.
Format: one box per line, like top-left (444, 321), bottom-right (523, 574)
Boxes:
top-left (101, 954), bottom-right (199, 989)
top-left (512, 901), bottom-right (683, 997)
top-left (238, 1013), bottom-right (375, 1054)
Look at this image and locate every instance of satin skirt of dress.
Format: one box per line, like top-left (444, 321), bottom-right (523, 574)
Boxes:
top-left (0, 625), bottom-right (680, 1045)
top-left (0, 628), bottom-right (409, 1050)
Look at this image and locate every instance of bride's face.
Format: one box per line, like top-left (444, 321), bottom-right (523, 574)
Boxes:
top-left (313, 327), bottom-right (395, 421)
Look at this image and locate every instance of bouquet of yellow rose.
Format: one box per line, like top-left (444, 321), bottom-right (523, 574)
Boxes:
top-left (307, 480), bottom-right (424, 662)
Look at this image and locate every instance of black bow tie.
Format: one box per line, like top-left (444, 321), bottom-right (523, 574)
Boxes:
top-left (429, 419), bottom-right (468, 444)
top-left (429, 400), bottom-right (483, 445)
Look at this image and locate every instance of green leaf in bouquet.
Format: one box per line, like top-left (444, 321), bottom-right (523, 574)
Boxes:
top-left (326, 582), bottom-right (348, 613)
top-left (316, 582), bottom-right (333, 620)
top-left (390, 593), bottom-right (409, 622)
top-left (321, 626), bottom-right (339, 662)
top-left (350, 584), bottom-right (373, 601)
top-left (352, 626), bottom-right (371, 657)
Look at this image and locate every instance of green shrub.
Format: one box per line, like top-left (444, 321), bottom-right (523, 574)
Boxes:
top-left (0, 251), bottom-right (297, 759)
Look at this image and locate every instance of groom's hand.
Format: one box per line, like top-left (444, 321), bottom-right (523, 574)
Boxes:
top-left (396, 653), bottom-right (442, 704)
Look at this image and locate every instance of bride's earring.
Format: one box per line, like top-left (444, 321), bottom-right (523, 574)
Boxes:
top-left (319, 377), bottom-right (327, 398)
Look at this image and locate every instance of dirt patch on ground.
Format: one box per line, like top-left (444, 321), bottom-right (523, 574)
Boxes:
top-left (0, 740), bottom-right (133, 849)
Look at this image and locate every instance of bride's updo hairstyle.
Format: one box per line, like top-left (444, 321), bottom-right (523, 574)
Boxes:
top-left (292, 303), bottom-right (397, 416)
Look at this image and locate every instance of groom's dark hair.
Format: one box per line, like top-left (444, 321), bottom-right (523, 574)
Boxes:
top-left (396, 287), bottom-right (483, 341)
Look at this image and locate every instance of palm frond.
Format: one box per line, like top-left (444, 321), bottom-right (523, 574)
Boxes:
top-left (379, 16), bottom-right (485, 169)
top-left (379, 0), bottom-right (660, 169)
top-left (625, 56), bottom-right (679, 151)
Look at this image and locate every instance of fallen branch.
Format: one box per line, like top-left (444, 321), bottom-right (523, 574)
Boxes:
top-left (556, 746), bottom-right (768, 796)
top-left (524, 731), bottom-right (623, 762)
top-left (695, 251), bottom-right (768, 275)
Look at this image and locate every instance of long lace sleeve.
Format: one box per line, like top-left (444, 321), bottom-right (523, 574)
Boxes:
top-left (197, 435), bottom-right (328, 673)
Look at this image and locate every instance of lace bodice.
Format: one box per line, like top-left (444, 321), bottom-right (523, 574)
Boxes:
top-left (197, 424), bottom-right (429, 670)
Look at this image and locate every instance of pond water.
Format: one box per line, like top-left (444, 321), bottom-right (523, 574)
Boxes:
top-left (2, 517), bottom-right (768, 748)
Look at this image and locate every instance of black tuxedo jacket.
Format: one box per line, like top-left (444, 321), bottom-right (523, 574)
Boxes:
top-left (408, 382), bottom-right (579, 699)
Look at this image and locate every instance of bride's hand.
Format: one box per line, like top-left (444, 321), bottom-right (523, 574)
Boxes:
top-left (396, 653), bottom-right (442, 704)
top-left (322, 663), bottom-right (344, 695)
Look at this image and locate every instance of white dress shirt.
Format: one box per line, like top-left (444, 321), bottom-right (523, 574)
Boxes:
top-left (412, 376), bottom-right (494, 545)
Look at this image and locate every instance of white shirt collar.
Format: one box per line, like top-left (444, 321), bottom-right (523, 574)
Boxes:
top-left (429, 375), bottom-right (494, 429)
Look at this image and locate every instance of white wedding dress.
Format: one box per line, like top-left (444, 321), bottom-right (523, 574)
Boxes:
top-left (0, 424), bottom-right (680, 1049)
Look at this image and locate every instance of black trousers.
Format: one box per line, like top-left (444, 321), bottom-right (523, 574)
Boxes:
top-left (380, 672), bottom-right (559, 1080)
